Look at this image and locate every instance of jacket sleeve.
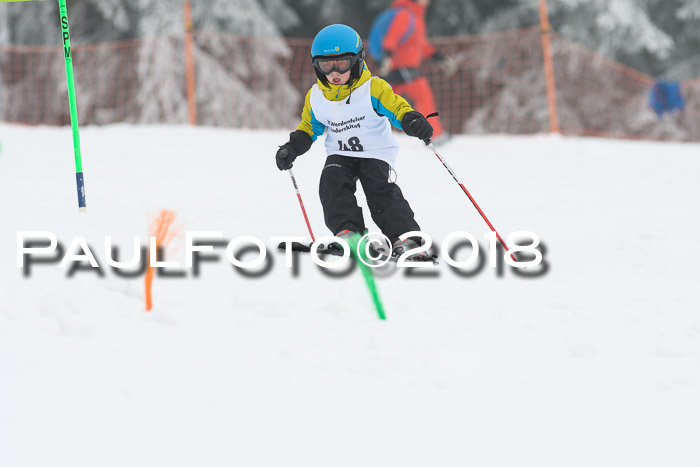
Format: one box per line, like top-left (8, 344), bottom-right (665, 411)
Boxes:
top-left (296, 88), bottom-right (326, 142)
top-left (381, 9), bottom-right (413, 54)
top-left (370, 78), bottom-right (413, 129)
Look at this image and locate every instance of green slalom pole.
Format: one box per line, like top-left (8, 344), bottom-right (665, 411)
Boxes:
top-left (58, 0), bottom-right (87, 212)
top-left (347, 234), bottom-right (386, 320)
top-left (2, 2), bottom-right (86, 210)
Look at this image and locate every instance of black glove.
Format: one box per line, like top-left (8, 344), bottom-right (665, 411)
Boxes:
top-left (276, 146), bottom-right (296, 171)
top-left (401, 111), bottom-right (434, 142)
top-left (275, 130), bottom-right (313, 171)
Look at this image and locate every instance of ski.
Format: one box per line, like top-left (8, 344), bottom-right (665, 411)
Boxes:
top-left (277, 241), bottom-right (439, 265)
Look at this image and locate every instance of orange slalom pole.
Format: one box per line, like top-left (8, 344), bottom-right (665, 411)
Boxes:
top-left (144, 265), bottom-right (154, 311)
top-left (539, 0), bottom-right (560, 133)
top-left (184, 1), bottom-right (197, 125)
top-left (145, 210), bottom-right (178, 311)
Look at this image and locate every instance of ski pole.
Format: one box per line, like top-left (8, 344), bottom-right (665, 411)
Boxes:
top-left (425, 140), bottom-right (516, 262)
top-left (287, 168), bottom-right (316, 243)
top-left (58, 0), bottom-right (87, 212)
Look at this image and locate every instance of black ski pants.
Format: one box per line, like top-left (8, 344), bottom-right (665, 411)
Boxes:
top-left (319, 154), bottom-right (420, 243)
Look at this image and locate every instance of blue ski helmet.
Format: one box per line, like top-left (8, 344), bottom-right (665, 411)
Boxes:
top-left (311, 24), bottom-right (365, 85)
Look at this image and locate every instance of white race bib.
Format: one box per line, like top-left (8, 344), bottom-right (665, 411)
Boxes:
top-left (310, 78), bottom-right (400, 167)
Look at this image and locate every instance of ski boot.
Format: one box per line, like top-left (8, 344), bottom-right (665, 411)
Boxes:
top-left (328, 229), bottom-right (358, 252)
top-left (392, 237), bottom-right (430, 261)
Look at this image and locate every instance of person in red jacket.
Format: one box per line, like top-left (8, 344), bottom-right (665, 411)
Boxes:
top-left (379, 0), bottom-right (455, 142)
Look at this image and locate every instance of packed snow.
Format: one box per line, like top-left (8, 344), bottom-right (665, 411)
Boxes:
top-left (0, 124), bottom-right (698, 466)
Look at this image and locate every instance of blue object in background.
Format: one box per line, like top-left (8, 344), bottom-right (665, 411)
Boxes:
top-left (649, 81), bottom-right (684, 117)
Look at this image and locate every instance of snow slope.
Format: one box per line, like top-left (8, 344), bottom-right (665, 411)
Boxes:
top-left (0, 124), bottom-right (698, 467)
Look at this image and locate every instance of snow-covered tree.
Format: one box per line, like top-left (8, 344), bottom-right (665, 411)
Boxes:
top-left (0, 2), bottom-right (66, 124)
top-left (482, 0), bottom-right (674, 64)
top-left (0, 0), bottom-right (57, 46)
top-left (0, 0), bottom-right (301, 127)
top-left (103, 0), bottom-right (302, 126)
top-left (260, 0), bottom-right (302, 31)
top-left (660, 0), bottom-right (700, 80)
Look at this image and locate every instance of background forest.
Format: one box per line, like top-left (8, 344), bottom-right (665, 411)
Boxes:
top-left (1, 0), bottom-right (699, 80)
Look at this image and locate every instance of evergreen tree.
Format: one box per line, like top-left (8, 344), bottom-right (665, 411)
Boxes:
top-left (0, 0), bottom-right (300, 127)
top-left (426, 0), bottom-right (507, 36)
top-left (0, 0), bottom-right (57, 45)
top-left (483, 0), bottom-right (674, 69)
top-left (661, 0), bottom-right (700, 79)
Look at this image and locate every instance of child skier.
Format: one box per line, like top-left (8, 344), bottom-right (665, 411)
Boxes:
top-left (275, 24), bottom-right (433, 259)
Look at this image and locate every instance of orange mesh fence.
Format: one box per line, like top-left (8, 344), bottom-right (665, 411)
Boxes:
top-left (1, 39), bottom-right (145, 125)
top-left (425, 26), bottom-right (551, 135)
top-left (550, 32), bottom-right (655, 139)
top-left (1, 28), bottom-right (698, 141)
top-left (190, 32), bottom-right (302, 128)
top-left (1, 44), bottom-right (67, 125)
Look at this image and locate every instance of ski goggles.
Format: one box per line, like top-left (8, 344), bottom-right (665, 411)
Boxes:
top-left (312, 54), bottom-right (358, 75)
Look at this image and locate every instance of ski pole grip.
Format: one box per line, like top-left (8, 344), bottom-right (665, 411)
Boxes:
top-left (424, 112), bottom-right (439, 145)
top-left (76, 172), bottom-right (87, 212)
